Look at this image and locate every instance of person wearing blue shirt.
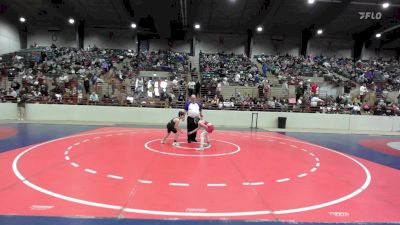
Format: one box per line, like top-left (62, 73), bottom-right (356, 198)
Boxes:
top-left (262, 63), bottom-right (268, 77)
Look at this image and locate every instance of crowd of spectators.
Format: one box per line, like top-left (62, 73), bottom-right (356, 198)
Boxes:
top-left (255, 54), bottom-right (400, 90)
top-left (200, 52), bottom-right (261, 86)
top-left (1, 45), bottom-right (400, 116)
top-left (137, 50), bottom-right (189, 73)
top-left (253, 54), bottom-right (400, 115)
top-left (0, 46), bottom-right (190, 107)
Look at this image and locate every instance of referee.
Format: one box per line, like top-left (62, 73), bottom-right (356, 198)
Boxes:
top-left (184, 94), bottom-right (203, 143)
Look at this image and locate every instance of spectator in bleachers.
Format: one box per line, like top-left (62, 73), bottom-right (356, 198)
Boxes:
top-left (359, 83), bottom-right (368, 102)
top-left (216, 81), bottom-right (222, 97)
top-left (11, 80), bottom-right (20, 93)
top-left (195, 80), bottom-right (201, 97)
top-left (2, 44), bottom-right (399, 116)
top-left (9, 88), bottom-right (17, 98)
top-left (262, 79), bottom-right (270, 99)
top-left (188, 80), bottom-right (195, 96)
top-left (83, 77), bottom-right (90, 94)
top-left (351, 103), bottom-right (361, 115)
top-left (295, 83), bottom-right (304, 102)
top-left (282, 81), bottom-right (289, 98)
top-left (199, 52), bottom-right (260, 86)
top-left (89, 92), bottom-right (99, 104)
top-left (311, 82), bottom-right (318, 96)
top-left (310, 96), bottom-right (324, 107)
top-left (362, 100), bottom-right (370, 114)
top-left (262, 62), bottom-right (268, 78)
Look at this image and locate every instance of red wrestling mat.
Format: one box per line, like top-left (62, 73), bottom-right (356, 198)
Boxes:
top-left (0, 127), bottom-right (17, 139)
top-left (0, 127), bottom-right (399, 222)
top-left (359, 138), bottom-right (400, 157)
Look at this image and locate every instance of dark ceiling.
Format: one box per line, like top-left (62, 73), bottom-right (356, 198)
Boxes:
top-left (0, 0), bottom-right (399, 47)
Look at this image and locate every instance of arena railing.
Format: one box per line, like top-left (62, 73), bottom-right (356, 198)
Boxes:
top-left (1, 91), bottom-right (381, 115)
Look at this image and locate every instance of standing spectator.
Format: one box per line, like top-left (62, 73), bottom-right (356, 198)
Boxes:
top-left (172, 77), bottom-right (179, 92)
top-left (282, 81), bottom-right (289, 98)
top-left (262, 80), bottom-right (270, 99)
top-left (77, 90), bottom-right (83, 104)
top-left (136, 77), bottom-right (144, 95)
top-left (40, 51), bottom-right (47, 63)
top-left (101, 61), bottom-right (109, 72)
top-left (16, 94), bottom-right (27, 120)
top-left (216, 81), bottom-right (222, 97)
top-left (344, 81), bottom-right (352, 94)
top-left (295, 83), bottom-right (304, 102)
top-left (311, 82), bottom-right (318, 96)
top-left (184, 94), bottom-right (203, 143)
top-left (83, 77), bottom-right (90, 95)
top-left (262, 62), bottom-right (268, 78)
top-left (397, 92), bottom-right (400, 105)
top-left (359, 83), bottom-right (368, 102)
top-left (177, 92), bottom-right (185, 104)
top-left (188, 80), bottom-right (196, 96)
top-left (195, 79), bottom-right (201, 97)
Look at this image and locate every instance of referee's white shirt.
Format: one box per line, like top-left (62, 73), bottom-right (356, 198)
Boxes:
top-left (187, 102), bottom-right (200, 118)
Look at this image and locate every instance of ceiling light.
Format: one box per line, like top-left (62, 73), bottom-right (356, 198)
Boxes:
top-left (382, 2), bottom-right (390, 8)
top-left (19, 17), bottom-right (26, 23)
top-left (194, 24), bottom-right (200, 29)
top-left (308, 0), bottom-right (315, 4)
top-left (68, 18), bottom-right (75, 24)
top-left (153, 74), bottom-right (157, 76)
top-left (131, 23), bottom-right (137, 29)
top-left (256, 26), bottom-right (263, 32)
top-left (317, 29), bottom-right (323, 35)
top-left (376, 33), bottom-right (382, 38)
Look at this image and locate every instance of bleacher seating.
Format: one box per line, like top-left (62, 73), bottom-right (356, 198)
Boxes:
top-left (1, 46), bottom-right (400, 115)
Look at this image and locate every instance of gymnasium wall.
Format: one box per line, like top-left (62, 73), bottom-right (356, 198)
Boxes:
top-left (252, 35), bottom-right (397, 59)
top-left (19, 27), bottom-right (397, 61)
top-left (84, 28), bottom-right (137, 50)
top-left (0, 15), bottom-right (21, 55)
top-left (27, 26), bottom-right (76, 48)
top-left (251, 36), bottom-right (275, 56)
top-left (148, 39), bottom-right (191, 53)
top-left (0, 103), bottom-right (18, 120)
top-left (195, 33), bottom-right (246, 55)
top-left (361, 47), bottom-right (397, 60)
top-left (252, 36), bottom-right (301, 57)
top-left (274, 37), bottom-right (301, 57)
top-left (307, 38), bottom-right (353, 58)
top-left (1, 103), bottom-right (399, 132)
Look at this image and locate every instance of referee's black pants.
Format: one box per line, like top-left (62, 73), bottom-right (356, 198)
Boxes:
top-left (187, 116), bottom-right (197, 142)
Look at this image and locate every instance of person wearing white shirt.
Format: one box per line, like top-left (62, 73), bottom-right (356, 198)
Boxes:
top-left (89, 92), bottom-right (99, 104)
top-left (311, 96), bottom-right (324, 107)
top-left (188, 80), bottom-right (196, 96)
top-left (352, 103), bottom-right (361, 115)
top-left (154, 80), bottom-right (160, 97)
top-left (147, 80), bottom-right (153, 98)
top-left (359, 84), bottom-right (368, 102)
top-left (235, 73), bottom-right (240, 83)
top-left (160, 79), bottom-right (168, 92)
top-left (184, 94), bottom-right (203, 143)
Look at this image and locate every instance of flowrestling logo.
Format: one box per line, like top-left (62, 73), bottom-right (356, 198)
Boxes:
top-left (359, 12), bottom-right (382, 19)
